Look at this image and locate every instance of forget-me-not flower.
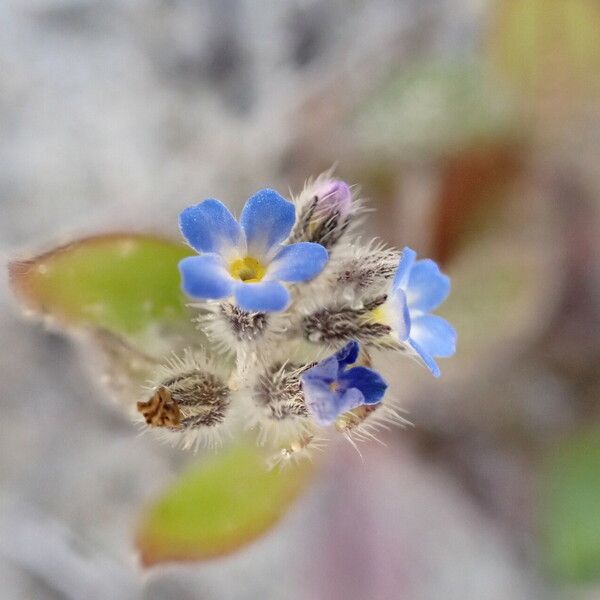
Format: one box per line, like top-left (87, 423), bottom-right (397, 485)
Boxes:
top-left (300, 341), bottom-right (387, 426)
top-left (178, 189), bottom-right (329, 312)
top-left (380, 247), bottom-right (456, 377)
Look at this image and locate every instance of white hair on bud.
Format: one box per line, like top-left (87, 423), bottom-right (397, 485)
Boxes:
top-left (330, 238), bottom-right (401, 302)
top-left (288, 171), bottom-right (368, 252)
top-left (137, 348), bottom-right (236, 450)
top-left (196, 302), bottom-right (290, 360)
top-left (244, 358), bottom-right (315, 446)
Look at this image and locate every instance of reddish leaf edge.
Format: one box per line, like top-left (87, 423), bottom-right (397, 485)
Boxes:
top-left (136, 454), bottom-right (315, 567)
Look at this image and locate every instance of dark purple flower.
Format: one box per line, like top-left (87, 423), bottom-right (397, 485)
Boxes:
top-left (300, 341), bottom-right (387, 426)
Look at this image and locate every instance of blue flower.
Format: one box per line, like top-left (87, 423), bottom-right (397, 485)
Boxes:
top-left (178, 189), bottom-right (329, 312)
top-left (300, 341), bottom-right (388, 426)
top-left (384, 247), bottom-right (456, 377)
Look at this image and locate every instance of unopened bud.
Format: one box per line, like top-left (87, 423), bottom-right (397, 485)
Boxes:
top-left (289, 176), bottom-right (355, 249)
top-left (253, 362), bottom-right (309, 422)
top-left (249, 360), bottom-right (316, 446)
top-left (302, 299), bottom-right (392, 347)
top-left (333, 242), bottom-right (401, 300)
top-left (140, 352), bottom-right (232, 448)
top-left (312, 179), bottom-right (352, 221)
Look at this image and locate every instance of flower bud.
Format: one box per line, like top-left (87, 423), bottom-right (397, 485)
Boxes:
top-left (312, 178), bottom-right (353, 221)
top-left (248, 361), bottom-right (315, 446)
top-left (253, 362), bottom-right (309, 422)
top-left (302, 296), bottom-right (392, 347)
top-left (333, 241), bottom-right (401, 301)
top-left (289, 176), bottom-right (355, 249)
top-left (139, 351), bottom-right (232, 449)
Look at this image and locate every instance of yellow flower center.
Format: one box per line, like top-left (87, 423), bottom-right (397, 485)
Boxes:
top-left (229, 256), bottom-right (266, 283)
top-left (371, 305), bottom-right (388, 324)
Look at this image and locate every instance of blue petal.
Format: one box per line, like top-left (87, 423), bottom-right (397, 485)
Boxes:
top-left (410, 314), bottom-right (456, 358)
top-left (408, 338), bottom-right (441, 378)
top-left (268, 242), bottom-right (329, 282)
top-left (179, 254), bottom-right (233, 300)
top-left (240, 189), bottom-right (296, 258)
top-left (337, 387), bottom-right (366, 414)
top-left (407, 259), bottom-right (450, 313)
top-left (302, 379), bottom-right (342, 426)
top-left (180, 199), bottom-right (242, 255)
top-left (336, 340), bottom-right (360, 368)
top-left (234, 280), bottom-right (290, 312)
top-left (301, 356), bottom-right (339, 383)
top-left (387, 288), bottom-right (411, 341)
top-left (340, 366), bottom-right (388, 405)
top-left (392, 246), bottom-right (417, 291)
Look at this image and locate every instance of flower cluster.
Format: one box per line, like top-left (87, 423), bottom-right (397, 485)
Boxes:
top-left (138, 173), bottom-right (457, 464)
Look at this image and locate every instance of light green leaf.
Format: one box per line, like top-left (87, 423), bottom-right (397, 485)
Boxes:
top-left (440, 243), bottom-right (533, 362)
top-left (488, 0), bottom-right (600, 100)
top-left (541, 430), bottom-right (600, 582)
top-left (354, 61), bottom-right (518, 158)
top-left (9, 233), bottom-right (194, 344)
top-left (136, 440), bottom-right (314, 565)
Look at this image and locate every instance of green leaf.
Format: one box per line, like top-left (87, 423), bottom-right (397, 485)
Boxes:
top-left (136, 440), bottom-right (314, 565)
top-left (354, 61), bottom-right (518, 158)
top-left (9, 233), bottom-right (194, 343)
top-left (541, 430), bottom-right (600, 582)
top-left (440, 242), bottom-right (533, 363)
top-left (488, 0), bottom-right (600, 100)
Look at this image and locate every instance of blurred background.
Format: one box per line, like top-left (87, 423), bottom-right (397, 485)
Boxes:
top-left (1, 0), bottom-right (600, 598)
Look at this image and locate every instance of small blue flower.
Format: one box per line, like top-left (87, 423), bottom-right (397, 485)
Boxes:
top-left (178, 189), bottom-right (329, 312)
top-left (385, 247), bottom-right (456, 377)
top-left (301, 341), bottom-right (388, 426)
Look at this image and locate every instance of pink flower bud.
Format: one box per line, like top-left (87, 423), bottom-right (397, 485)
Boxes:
top-left (313, 179), bottom-right (352, 219)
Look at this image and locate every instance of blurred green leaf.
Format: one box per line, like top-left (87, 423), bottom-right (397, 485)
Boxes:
top-left (488, 0), bottom-right (600, 100)
top-left (542, 430), bottom-right (600, 582)
top-left (354, 61), bottom-right (518, 158)
top-left (136, 440), bottom-right (314, 565)
top-left (9, 233), bottom-right (193, 343)
top-left (442, 245), bottom-right (531, 361)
